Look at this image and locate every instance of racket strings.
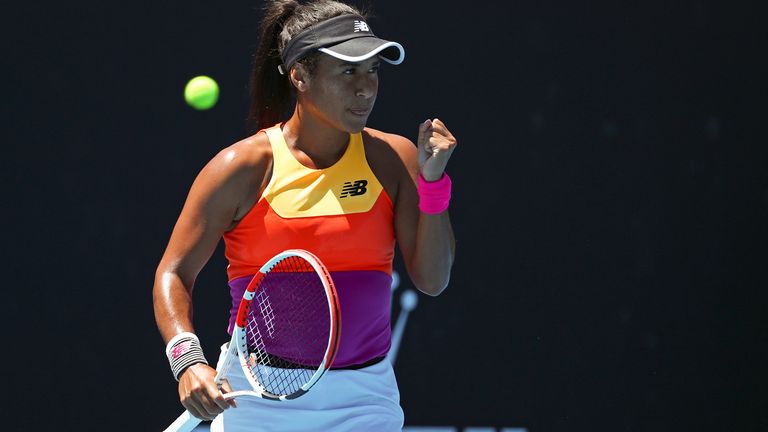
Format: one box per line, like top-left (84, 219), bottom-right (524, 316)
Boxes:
top-left (255, 290), bottom-right (276, 338)
top-left (244, 255), bottom-right (331, 396)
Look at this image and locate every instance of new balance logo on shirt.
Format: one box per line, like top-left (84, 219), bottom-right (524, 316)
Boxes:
top-left (353, 21), bottom-right (370, 32)
top-left (340, 180), bottom-right (368, 198)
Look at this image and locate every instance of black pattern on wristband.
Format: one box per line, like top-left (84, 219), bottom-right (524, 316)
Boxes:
top-left (165, 333), bottom-right (208, 381)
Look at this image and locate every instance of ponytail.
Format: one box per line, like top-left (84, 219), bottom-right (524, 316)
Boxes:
top-left (247, 0), bottom-right (299, 132)
top-left (246, 0), bottom-right (365, 132)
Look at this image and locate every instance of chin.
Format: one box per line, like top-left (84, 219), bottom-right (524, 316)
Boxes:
top-left (342, 119), bottom-right (368, 134)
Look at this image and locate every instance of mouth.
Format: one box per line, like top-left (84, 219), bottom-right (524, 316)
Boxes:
top-left (349, 107), bottom-right (371, 117)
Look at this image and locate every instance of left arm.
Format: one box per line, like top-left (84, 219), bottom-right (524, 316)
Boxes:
top-left (393, 118), bottom-right (458, 296)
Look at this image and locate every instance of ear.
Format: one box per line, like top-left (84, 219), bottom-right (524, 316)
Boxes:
top-left (289, 64), bottom-right (310, 92)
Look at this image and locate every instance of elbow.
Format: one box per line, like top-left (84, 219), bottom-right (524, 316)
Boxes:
top-left (407, 256), bottom-right (454, 296)
top-left (413, 275), bottom-right (450, 297)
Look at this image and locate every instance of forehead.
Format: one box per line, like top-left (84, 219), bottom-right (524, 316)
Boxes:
top-left (317, 53), bottom-right (381, 68)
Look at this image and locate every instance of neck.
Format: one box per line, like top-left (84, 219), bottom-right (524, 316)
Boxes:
top-left (282, 105), bottom-right (351, 168)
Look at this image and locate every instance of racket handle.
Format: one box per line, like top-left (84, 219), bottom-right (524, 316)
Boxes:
top-left (163, 410), bottom-right (203, 432)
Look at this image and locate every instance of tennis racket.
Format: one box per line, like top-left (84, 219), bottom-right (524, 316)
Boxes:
top-left (164, 249), bottom-right (341, 432)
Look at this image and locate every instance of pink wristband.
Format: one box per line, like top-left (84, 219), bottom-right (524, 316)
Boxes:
top-left (418, 173), bottom-right (452, 214)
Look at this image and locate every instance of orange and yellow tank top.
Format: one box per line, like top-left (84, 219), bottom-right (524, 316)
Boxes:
top-left (222, 124), bottom-right (396, 367)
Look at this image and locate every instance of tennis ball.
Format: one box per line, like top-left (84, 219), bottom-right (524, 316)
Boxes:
top-left (184, 75), bottom-right (219, 110)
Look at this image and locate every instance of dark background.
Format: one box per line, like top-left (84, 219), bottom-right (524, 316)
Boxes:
top-left (4, 0), bottom-right (766, 431)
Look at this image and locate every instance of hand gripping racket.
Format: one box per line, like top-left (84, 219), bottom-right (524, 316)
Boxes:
top-left (164, 249), bottom-right (341, 432)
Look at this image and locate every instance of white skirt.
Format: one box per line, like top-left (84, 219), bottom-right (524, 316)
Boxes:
top-left (210, 344), bottom-right (404, 432)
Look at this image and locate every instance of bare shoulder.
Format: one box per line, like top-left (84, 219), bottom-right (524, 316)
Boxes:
top-left (190, 131), bottom-right (271, 197)
top-left (188, 131), bottom-right (273, 224)
top-left (363, 127), bottom-right (416, 157)
top-left (208, 130), bottom-right (272, 174)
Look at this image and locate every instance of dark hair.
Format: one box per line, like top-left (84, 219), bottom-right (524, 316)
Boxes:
top-left (247, 0), bottom-right (366, 132)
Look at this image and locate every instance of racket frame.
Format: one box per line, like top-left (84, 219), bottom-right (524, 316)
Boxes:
top-left (163, 249), bottom-right (340, 432)
top-left (233, 249), bottom-right (341, 400)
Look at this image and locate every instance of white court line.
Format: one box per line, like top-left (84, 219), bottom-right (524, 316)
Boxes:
top-left (402, 428), bottom-right (457, 432)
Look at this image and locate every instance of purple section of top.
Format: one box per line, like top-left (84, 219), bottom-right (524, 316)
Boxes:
top-left (228, 270), bottom-right (393, 368)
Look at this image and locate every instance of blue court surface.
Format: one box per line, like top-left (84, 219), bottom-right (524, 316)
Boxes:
top-left (190, 425), bottom-right (528, 432)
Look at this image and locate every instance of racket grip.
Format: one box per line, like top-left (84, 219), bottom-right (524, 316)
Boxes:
top-left (163, 410), bottom-right (203, 432)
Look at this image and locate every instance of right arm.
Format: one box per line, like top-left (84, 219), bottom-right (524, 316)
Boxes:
top-left (152, 133), bottom-right (270, 420)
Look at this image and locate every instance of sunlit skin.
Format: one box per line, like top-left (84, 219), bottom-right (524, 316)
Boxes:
top-left (152, 52), bottom-right (457, 421)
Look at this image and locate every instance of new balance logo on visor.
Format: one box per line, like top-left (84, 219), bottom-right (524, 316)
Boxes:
top-left (353, 21), bottom-right (370, 32)
top-left (340, 180), bottom-right (368, 198)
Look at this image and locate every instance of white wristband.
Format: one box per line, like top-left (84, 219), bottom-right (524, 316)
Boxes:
top-left (165, 332), bottom-right (208, 381)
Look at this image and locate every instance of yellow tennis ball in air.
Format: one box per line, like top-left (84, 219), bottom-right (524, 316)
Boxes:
top-left (184, 75), bottom-right (219, 110)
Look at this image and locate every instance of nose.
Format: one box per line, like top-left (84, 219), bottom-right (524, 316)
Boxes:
top-left (355, 74), bottom-right (377, 99)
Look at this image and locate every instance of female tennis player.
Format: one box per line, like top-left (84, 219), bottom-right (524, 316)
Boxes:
top-left (153, 0), bottom-right (456, 430)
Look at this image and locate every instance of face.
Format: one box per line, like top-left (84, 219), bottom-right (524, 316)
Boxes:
top-left (293, 54), bottom-right (380, 133)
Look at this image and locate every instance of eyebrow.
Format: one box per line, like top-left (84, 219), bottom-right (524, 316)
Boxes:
top-left (339, 60), bottom-right (381, 68)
